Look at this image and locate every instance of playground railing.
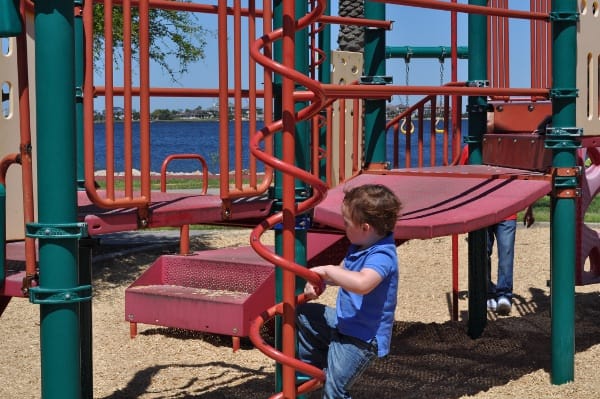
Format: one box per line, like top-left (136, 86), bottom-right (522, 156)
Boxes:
top-left (386, 83), bottom-right (465, 168)
top-left (81, 0), bottom-right (274, 220)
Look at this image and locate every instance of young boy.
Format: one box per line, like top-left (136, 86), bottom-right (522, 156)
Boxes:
top-left (296, 183), bottom-right (402, 399)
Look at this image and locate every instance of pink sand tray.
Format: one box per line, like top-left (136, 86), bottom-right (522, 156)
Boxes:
top-left (125, 246), bottom-right (275, 351)
top-left (123, 232), bottom-right (347, 351)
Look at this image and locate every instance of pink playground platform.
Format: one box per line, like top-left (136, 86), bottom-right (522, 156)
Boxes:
top-left (124, 232), bottom-right (348, 349)
top-left (1, 165), bottom-right (560, 346)
top-left (78, 190), bottom-right (274, 235)
top-left (121, 167), bottom-right (552, 346)
top-left (125, 246), bottom-right (275, 349)
top-left (314, 166), bottom-right (552, 239)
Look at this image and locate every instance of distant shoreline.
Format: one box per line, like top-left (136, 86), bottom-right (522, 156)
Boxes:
top-left (94, 119), bottom-right (218, 123)
top-left (93, 118), bottom-right (261, 123)
top-left (93, 169), bottom-right (259, 178)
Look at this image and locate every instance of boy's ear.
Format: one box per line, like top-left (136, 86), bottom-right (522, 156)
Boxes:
top-left (362, 223), bottom-right (370, 231)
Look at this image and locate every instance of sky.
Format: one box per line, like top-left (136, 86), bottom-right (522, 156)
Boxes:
top-left (93, 0), bottom-right (534, 112)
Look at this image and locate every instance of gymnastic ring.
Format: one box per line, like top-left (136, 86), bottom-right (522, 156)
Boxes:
top-left (400, 119), bottom-right (415, 135)
top-left (435, 117), bottom-right (445, 134)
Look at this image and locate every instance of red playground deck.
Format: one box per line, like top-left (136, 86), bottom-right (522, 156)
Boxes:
top-left (78, 190), bottom-right (274, 235)
top-left (313, 166), bottom-right (552, 239)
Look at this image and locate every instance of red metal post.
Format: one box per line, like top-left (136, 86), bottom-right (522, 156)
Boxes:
top-left (338, 98), bottom-right (346, 182)
top-left (234, 0), bottom-right (243, 190)
top-left (123, 0), bottom-right (133, 197)
top-left (104, 1), bottom-right (115, 198)
top-left (139, 0), bottom-right (151, 203)
top-left (452, 234), bottom-right (459, 321)
top-left (16, 1), bottom-right (37, 286)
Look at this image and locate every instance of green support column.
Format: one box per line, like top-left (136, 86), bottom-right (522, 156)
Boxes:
top-left (294, 0), bottom-right (310, 191)
top-left (74, 4), bottom-right (92, 395)
top-left (547, 0), bottom-right (579, 384)
top-left (270, 2), bottom-right (284, 388)
top-left (363, 1), bottom-right (387, 169)
top-left (317, 1), bottom-right (331, 181)
top-left (466, 0), bottom-right (488, 339)
top-left (79, 237), bottom-right (94, 398)
top-left (271, 0), bottom-right (312, 393)
top-left (0, 0), bottom-right (22, 37)
top-left (30, 0), bottom-right (84, 398)
top-left (75, 0), bottom-right (85, 189)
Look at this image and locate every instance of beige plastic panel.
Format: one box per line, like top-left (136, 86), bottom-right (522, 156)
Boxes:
top-left (576, 0), bottom-right (600, 135)
top-left (0, 12), bottom-right (37, 241)
top-left (330, 51), bottom-right (363, 187)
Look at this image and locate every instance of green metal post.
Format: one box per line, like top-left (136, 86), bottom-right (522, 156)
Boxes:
top-left (272, 0), bottom-right (312, 393)
top-left (79, 237), bottom-right (94, 398)
top-left (74, 4), bottom-right (92, 394)
top-left (466, 0), bottom-right (488, 339)
top-left (272, 1), bottom-right (310, 198)
top-left (0, 0), bottom-right (22, 37)
top-left (363, 1), bottom-right (387, 169)
top-left (271, 0), bottom-right (284, 391)
top-left (74, 0), bottom-right (85, 189)
top-left (31, 1), bottom-right (83, 398)
top-left (317, 1), bottom-right (331, 181)
top-left (294, 0), bottom-right (310, 194)
top-left (272, 0), bottom-right (283, 201)
top-left (547, 0), bottom-right (579, 384)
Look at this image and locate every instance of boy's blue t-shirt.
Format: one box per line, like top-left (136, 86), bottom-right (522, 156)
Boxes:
top-left (336, 233), bottom-right (398, 357)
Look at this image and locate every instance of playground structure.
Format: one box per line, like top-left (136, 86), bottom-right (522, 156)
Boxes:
top-left (1, 0), bottom-right (600, 398)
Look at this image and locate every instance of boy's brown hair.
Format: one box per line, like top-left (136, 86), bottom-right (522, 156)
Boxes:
top-left (343, 184), bottom-right (402, 236)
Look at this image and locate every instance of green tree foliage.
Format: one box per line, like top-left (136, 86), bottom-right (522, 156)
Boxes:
top-left (92, 4), bottom-right (209, 81)
top-left (151, 108), bottom-right (175, 120)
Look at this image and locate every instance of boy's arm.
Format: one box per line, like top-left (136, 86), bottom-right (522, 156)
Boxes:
top-left (311, 264), bottom-right (383, 295)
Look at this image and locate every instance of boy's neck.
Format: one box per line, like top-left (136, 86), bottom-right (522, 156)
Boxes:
top-left (357, 232), bottom-right (386, 251)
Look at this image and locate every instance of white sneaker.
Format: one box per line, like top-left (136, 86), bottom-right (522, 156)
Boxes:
top-left (496, 296), bottom-right (511, 315)
top-left (487, 298), bottom-right (497, 311)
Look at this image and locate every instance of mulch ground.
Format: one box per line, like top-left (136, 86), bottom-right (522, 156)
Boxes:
top-left (1, 225), bottom-right (600, 398)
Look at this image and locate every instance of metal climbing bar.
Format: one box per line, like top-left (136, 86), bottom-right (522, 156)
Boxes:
top-left (488, 0), bottom-right (510, 89)
top-left (82, 0), bottom-right (276, 217)
top-left (387, 86), bottom-right (464, 168)
top-left (378, 0), bottom-right (549, 20)
top-left (530, 0), bottom-right (552, 89)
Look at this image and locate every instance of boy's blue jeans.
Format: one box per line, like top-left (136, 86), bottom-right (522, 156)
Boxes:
top-left (487, 219), bottom-right (516, 300)
top-left (296, 302), bottom-right (377, 399)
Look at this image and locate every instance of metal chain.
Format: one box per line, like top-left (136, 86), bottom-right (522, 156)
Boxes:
top-left (405, 61), bottom-right (410, 108)
top-left (438, 61), bottom-right (445, 115)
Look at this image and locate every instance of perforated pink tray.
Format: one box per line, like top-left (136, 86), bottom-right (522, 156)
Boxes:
top-left (125, 246), bottom-right (274, 337)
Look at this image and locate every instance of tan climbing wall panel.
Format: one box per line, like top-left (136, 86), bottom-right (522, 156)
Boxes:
top-left (576, 0), bottom-right (600, 135)
top-left (331, 51), bottom-right (363, 186)
top-left (0, 13), bottom-right (37, 241)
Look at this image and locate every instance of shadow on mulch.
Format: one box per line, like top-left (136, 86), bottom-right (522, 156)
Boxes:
top-left (350, 288), bottom-right (600, 399)
top-left (100, 362), bottom-right (274, 399)
top-left (89, 233), bottom-right (600, 398)
top-left (102, 288), bottom-right (600, 399)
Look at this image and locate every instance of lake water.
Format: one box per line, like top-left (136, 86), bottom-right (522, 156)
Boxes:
top-left (93, 120), bottom-right (467, 174)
